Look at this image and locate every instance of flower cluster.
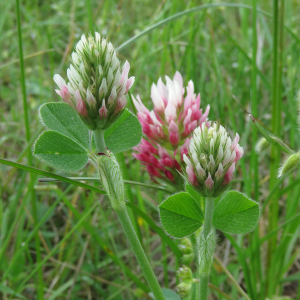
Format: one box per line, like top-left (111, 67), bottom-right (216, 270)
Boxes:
top-left (133, 72), bottom-right (210, 184)
top-left (183, 122), bottom-right (244, 197)
top-left (54, 32), bottom-right (134, 130)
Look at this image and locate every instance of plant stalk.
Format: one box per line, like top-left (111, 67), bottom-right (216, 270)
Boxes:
top-left (93, 128), bottom-right (107, 154)
top-left (114, 202), bottom-right (165, 300)
top-left (94, 133), bottom-right (164, 300)
top-left (203, 198), bottom-right (214, 238)
top-left (199, 198), bottom-right (215, 300)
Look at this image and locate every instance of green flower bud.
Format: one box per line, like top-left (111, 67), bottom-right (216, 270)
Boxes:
top-left (98, 153), bottom-right (124, 208)
top-left (176, 282), bottom-right (192, 298)
top-left (255, 137), bottom-right (270, 153)
top-left (178, 237), bottom-right (193, 255)
top-left (278, 152), bottom-right (300, 177)
top-left (199, 230), bottom-right (216, 275)
top-left (181, 253), bottom-right (194, 266)
top-left (176, 266), bottom-right (193, 283)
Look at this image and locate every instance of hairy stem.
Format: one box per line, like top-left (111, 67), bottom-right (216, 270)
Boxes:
top-left (93, 128), bottom-right (107, 154)
top-left (199, 198), bottom-right (215, 300)
top-left (203, 198), bottom-right (214, 238)
top-left (114, 202), bottom-right (165, 300)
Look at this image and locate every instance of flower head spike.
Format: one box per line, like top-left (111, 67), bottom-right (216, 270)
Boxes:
top-left (183, 122), bottom-right (244, 197)
top-left (132, 72), bottom-right (210, 185)
top-left (53, 32), bottom-right (134, 130)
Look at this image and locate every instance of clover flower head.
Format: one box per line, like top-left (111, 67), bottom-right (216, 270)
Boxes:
top-left (183, 122), bottom-right (244, 197)
top-left (132, 72), bottom-right (210, 184)
top-left (53, 32), bottom-right (134, 130)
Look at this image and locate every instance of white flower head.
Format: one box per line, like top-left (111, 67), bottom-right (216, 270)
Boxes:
top-left (183, 122), bottom-right (244, 197)
top-left (53, 32), bottom-right (135, 130)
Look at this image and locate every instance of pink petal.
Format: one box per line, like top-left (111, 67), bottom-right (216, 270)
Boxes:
top-left (180, 139), bottom-right (190, 160)
top-left (99, 99), bottom-right (108, 119)
top-left (126, 76), bottom-right (135, 93)
top-left (114, 96), bottom-right (127, 114)
top-left (151, 83), bottom-right (165, 113)
top-left (164, 102), bottom-right (177, 124)
top-left (186, 165), bottom-right (198, 186)
top-left (164, 170), bottom-right (175, 181)
top-left (223, 163), bottom-right (235, 185)
top-left (234, 145), bottom-right (244, 163)
top-left (205, 173), bottom-right (214, 190)
top-left (199, 105), bottom-right (210, 125)
top-left (173, 71), bottom-right (183, 90)
top-left (75, 90), bottom-right (88, 117)
top-left (231, 133), bottom-right (240, 150)
top-left (147, 165), bottom-right (161, 178)
top-left (157, 78), bottom-right (168, 106)
top-left (169, 120), bottom-right (179, 146)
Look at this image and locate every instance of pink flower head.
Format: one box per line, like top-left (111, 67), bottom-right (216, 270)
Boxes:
top-left (53, 74), bottom-right (72, 105)
top-left (132, 72), bottom-right (210, 185)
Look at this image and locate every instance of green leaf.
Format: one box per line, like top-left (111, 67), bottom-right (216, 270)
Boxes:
top-left (149, 288), bottom-right (181, 300)
top-left (104, 108), bottom-right (142, 153)
top-left (39, 102), bottom-right (89, 149)
top-left (213, 191), bottom-right (260, 234)
top-left (33, 131), bottom-right (89, 173)
top-left (159, 192), bottom-right (204, 238)
top-left (185, 183), bottom-right (221, 214)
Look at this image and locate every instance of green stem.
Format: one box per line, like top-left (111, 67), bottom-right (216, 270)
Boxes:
top-left (93, 128), bottom-right (107, 154)
top-left (203, 198), bottom-right (214, 238)
top-left (199, 198), bottom-right (215, 300)
top-left (190, 232), bottom-right (200, 300)
top-left (114, 202), bottom-right (165, 300)
top-left (199, 275), bottom-right (209, 300)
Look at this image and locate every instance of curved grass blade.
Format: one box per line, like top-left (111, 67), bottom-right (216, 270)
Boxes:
top-left (117, 3), bottom-right (299, 52)
top-left (38, 177), bottom-right (173, 193)
top-left (0, 158), bottom-right (104, 194)
top-left (60, 193), bottom-right (150, 293)
top-left (1, 186), bottom-right (72, 281)
top-left (10, 204), bottom-right (97, 299)
top-left (250, 115), bottom-right (293, 154)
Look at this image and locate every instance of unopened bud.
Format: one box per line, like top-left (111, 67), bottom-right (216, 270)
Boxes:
top-left (178, 237), bottom-right (193, 255)
top-left (181, 253), bottom-right (194, 266)
top-left (98, 153), bottom-right (125, 208)
top-left (255, 137), bottom-right (270, 153)
top-left (176, 266), bottom-right (193, 283)
top-left (199, 230), bottom-right (216, 275)
top-left (278, 152), bottom-right (300, 177)
top-left (176, 282), bottom-right (192, 298)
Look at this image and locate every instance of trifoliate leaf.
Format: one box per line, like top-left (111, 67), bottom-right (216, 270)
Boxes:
top-left (104, 109), bottom-right (142, 153)
top-left (213, 191), bottom-right (260, 234)
top-left (159, 192), bottom-right (204, 238)
top-left (39, 102), bottom-right (89, 149)
top-left (33, 131), bottom-right (89, 173)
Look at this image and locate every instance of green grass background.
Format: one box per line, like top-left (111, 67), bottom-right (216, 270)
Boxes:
top-left (1, 0), bottom-right (300, 299)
